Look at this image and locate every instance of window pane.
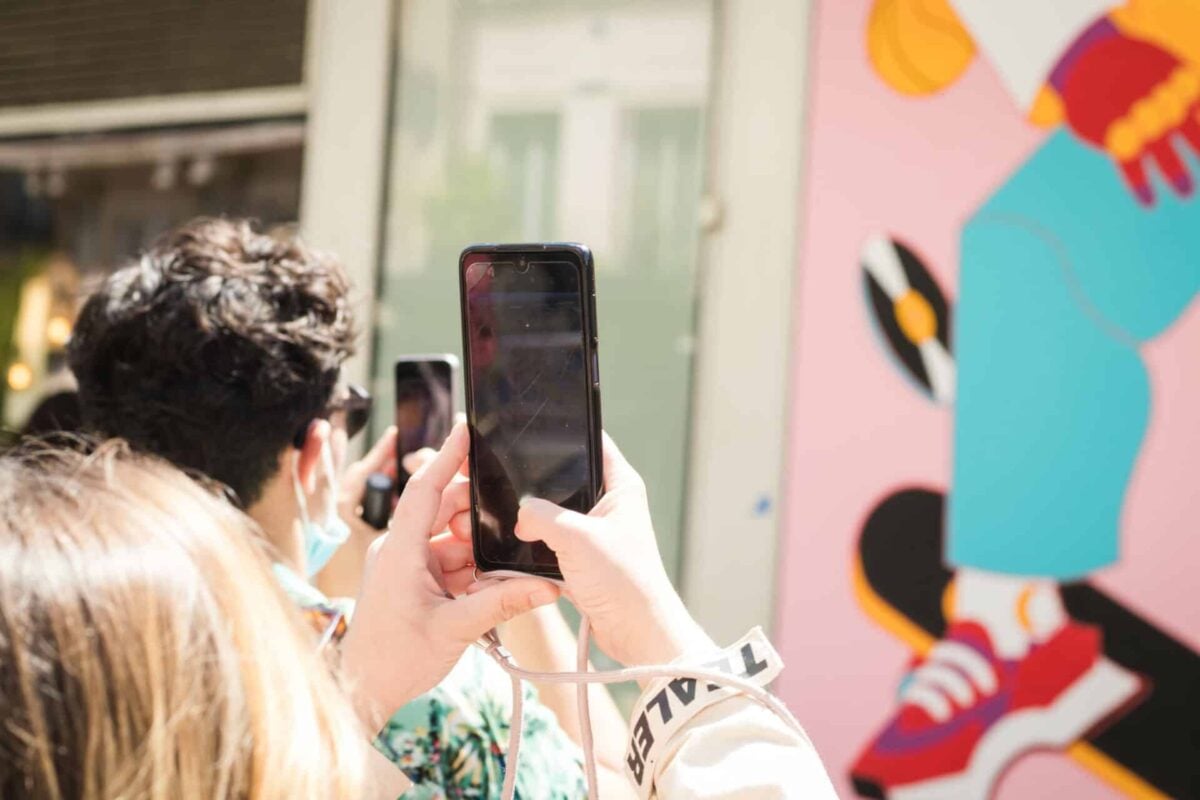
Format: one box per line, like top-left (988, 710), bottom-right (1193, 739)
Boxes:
top-left (625, 107), bottom-right (704, 274)
top-left (0, 139), bottom-right (302, 431)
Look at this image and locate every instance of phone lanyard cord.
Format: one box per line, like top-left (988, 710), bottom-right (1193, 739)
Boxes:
top-left (477, 616), bottom-right (805, 800)
top-left (576, 614), bottom-right (599, 800)
top-left (477, 615), bottom-right (596, 800)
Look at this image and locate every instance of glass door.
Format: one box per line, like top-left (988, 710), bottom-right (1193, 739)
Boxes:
top-left (374, 0), bottom-right (716, 580)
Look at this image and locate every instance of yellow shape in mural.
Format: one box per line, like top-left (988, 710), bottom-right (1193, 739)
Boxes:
top-left (866, 0), bottom-right (976, 96)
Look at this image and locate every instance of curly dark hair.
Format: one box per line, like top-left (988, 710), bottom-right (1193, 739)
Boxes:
top-left (68, 218), bottom-right (357, 506)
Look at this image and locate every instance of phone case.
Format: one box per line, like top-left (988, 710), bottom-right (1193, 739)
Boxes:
top-left (458, 243), bottom-right (603, 580)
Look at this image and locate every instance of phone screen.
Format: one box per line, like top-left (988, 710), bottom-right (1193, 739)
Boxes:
top-left (463, 255), bottom-right (596, 574)
top-left (394, 358), bottom-right (455, 492)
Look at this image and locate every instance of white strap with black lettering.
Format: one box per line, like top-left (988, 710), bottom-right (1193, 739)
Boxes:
top-left (622, 627), bottom-right (784, 798)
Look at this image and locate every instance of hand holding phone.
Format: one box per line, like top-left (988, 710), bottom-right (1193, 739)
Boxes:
top-left (459, 244), bottom-right (603, 579)
top-left (340, 423), bottom-right (560, 726)
top-left (514, 433), bottom-right (713, 668)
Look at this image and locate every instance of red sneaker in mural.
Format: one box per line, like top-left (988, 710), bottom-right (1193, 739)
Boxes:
top-left (850, 620), bottom-right (1143, 800)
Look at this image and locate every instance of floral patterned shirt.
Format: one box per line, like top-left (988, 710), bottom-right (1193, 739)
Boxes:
top-left (274, 564), bottom-right (587, 799)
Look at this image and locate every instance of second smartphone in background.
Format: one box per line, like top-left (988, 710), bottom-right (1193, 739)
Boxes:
top-left (394, 355), bottom-right (458, 494)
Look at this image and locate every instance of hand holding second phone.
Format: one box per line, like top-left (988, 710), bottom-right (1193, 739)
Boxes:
top-left (514, 434), bottom-right (713, 668)
top-left (340, 422), bottom-right (560, 730)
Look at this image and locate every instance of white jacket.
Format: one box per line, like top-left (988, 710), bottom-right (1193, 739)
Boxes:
top-left (652, 696), bottom-right (838, 799)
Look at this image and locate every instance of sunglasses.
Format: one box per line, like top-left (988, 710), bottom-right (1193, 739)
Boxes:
top-left (292, 383), bottom-right (373, 449)
top-left (303, 605), bottom-right (348, 652)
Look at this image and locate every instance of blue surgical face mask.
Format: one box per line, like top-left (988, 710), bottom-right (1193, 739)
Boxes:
top-left (292, 441), bottom-right (351, 578)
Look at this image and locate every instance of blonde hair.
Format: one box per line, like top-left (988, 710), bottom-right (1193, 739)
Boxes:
top-left (0, 440), bottom-right (369, 799)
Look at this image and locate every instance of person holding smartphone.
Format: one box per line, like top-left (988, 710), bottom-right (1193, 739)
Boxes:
top-left (405, 424), bottom-right (837, 798)
top-left (2, 428), bottom-right (829, 800)
top-left (511, 433), bottom-right (838, 799)
top-left (67, 218), bottom-right (616, 798)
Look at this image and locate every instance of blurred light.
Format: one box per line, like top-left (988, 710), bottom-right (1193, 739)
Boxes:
top-left (697, 194), bottom-right (723, 233)
top-left (187, 155), bottom-right (216, 186)
top-left (45, 169), bottom-right (67, 198)
top-left (151, 160), bottom-right (176, 191)
top-left (46, 315), bottom-right (72, 348)
top-left (24, 171), bottom-right (43, 198)
top-left (7, 362), bottom-right (33, 392)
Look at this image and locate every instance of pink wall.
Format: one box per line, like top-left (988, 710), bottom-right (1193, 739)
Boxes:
top-left (775, 1), bottom-right (1200, 797)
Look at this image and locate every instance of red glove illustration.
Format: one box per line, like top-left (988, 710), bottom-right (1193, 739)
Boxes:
top-left (1054, 19), bottom-right (1200, 205)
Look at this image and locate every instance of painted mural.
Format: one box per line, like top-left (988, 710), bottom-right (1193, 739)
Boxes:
top-left (778, 1), bottom-right (1200, 798)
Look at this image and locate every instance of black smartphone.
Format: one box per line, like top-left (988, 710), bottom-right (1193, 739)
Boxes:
top-left (394, 355), bottom-right (458, 494)
top-left (459, 243), bottom-right (603, 579)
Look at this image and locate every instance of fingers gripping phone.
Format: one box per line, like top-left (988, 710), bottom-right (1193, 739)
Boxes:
top-left (394, 355), bottom-right (458, 494)
top-left (459, 244), bottom-right (603, 579)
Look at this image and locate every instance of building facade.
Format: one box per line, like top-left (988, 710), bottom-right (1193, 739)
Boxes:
top-left (0, 0), bottom-right (810, 651)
